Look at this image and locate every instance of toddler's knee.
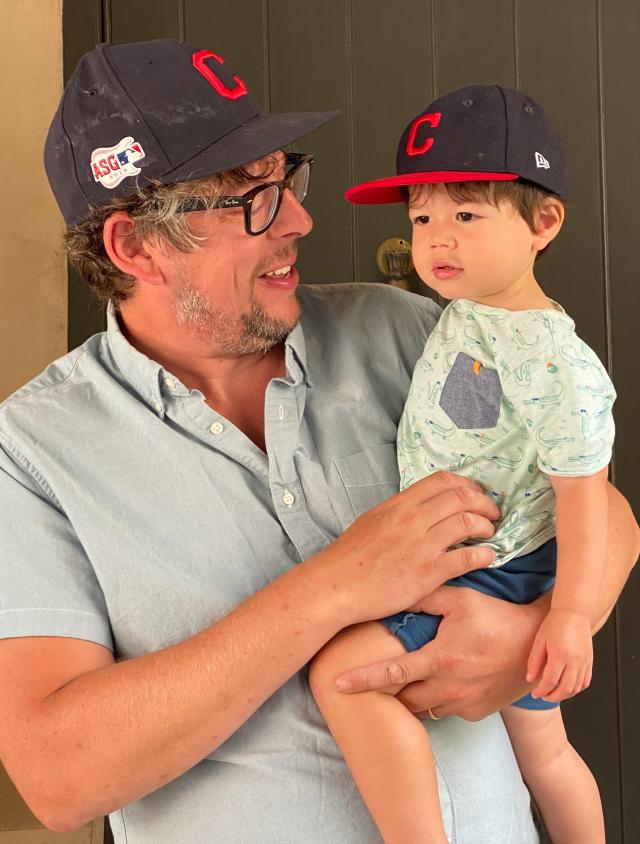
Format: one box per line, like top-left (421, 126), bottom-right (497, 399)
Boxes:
top-left (309, 643), bottom-right (343, 702)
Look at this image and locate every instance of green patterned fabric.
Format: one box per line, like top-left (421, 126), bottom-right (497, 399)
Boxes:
top-left (397, 298), bottom-right (616, 565)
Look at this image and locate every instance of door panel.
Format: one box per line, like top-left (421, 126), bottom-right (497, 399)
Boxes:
top-left (434, 0), bottom-right (516, 89)
top-left (269, 0), bottom-right (354, 284)
top-left (519, 0), bottom-right (606, 358)
top-left (185, 0), bottom-right (269, 107)
top-left (517, 3), bottom-right (621, 838)
top-left (109, 0), bottom-right (182, 41)
top-left (351, 0), bottom-right (435, 292)
top-left (600, 4), bottom-right (640, 842)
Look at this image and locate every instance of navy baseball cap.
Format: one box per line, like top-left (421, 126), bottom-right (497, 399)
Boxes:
top-left (345, 84), bottom-right (569, 204)
top-left (45, 39), bottom-right (339, 226)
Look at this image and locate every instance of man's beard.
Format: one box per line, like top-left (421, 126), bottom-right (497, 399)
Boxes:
top-left (173, 281), bottom-right (298, 355)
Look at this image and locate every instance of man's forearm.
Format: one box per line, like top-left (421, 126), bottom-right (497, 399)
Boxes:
top-left (12, 556), bottom-right (345, 831)
top-left (591, 481), bottom-right (639, 631)
top-left (1, 472), bottom-right (506, 830)
top-left (533, 482), bottom-right (638, 632)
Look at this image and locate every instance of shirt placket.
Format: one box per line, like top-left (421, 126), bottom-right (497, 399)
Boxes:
top-left (265, 377), bottom-right (332, 561)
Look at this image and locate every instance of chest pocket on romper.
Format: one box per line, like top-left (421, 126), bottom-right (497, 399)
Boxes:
top-left (439, 351), bottom-right (503, 429)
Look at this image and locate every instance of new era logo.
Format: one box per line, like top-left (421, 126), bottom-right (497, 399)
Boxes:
top-left (535, 151), bottom-right (550, 169)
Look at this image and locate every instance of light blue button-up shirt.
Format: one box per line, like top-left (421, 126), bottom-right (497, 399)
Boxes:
top-left (0, 283), bottom-right (538, 843)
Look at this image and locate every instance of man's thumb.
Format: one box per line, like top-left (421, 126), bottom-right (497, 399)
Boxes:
top-left (409, 584), bottom-right (460, 617)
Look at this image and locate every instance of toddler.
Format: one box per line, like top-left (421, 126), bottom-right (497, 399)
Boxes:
top-left (310, 85), bottom-right (615, 844)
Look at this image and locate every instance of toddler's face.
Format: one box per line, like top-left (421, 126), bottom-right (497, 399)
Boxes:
top-left (408, 186), bottom-right (540, 306)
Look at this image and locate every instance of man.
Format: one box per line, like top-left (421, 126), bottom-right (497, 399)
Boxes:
top-left (0, 39), bottom-right (636, 843)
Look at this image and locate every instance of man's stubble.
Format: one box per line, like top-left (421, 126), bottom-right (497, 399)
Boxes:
top-left (173, 279), bottom-right (299, 356)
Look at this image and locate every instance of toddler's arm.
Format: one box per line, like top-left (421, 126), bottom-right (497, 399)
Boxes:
top-left (527, 466), bottom-right (609, 702)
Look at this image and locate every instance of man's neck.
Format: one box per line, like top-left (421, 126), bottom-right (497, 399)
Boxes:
top-left (117, 304), bottom-right (287, 447)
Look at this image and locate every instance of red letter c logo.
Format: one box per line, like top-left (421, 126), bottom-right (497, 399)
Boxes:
top-left (192, 50), bottom-right (248, 101)
top-left (406, 112), bottom-right (442, 156)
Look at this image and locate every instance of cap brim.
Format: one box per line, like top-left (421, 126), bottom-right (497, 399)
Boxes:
top-left (345, 171), bottom-right (518, 204)
top-left (162, 110), bottom-right (340, 184)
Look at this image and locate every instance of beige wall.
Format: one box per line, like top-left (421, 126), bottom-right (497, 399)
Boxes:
top-left (0, 6), bottom-right (103, 842)
top-left (0, 0), bottom-right (67, 402)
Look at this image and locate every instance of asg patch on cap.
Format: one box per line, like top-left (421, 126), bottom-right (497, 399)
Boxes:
top-left (91, 137), bottom-right (146, 189)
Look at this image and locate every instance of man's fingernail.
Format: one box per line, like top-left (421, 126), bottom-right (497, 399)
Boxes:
top-left (336, 679), bottom-right (351, 692)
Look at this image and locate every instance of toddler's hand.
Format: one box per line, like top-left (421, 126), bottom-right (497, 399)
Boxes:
top-left (526, 608), bottom-right (593, 703)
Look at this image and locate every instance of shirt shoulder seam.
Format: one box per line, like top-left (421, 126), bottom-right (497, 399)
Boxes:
top-left (0, 434), bottom-right (63, 508)
top-left (0, 348), bottom-right (88, 411)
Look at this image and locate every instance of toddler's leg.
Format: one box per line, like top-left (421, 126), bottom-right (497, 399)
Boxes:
top-left (310, 621), bottom-right (448, 844)
top-left (501, 705), bottom-right (605, 844)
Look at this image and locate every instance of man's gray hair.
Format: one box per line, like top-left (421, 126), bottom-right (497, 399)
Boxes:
top-left (64, 156), bottom-right (278, 307)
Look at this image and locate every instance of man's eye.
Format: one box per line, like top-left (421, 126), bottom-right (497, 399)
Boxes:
top-left (457, 212), bottom-right (475, 222)
top-left (412, 215), bottom-right (430, 225)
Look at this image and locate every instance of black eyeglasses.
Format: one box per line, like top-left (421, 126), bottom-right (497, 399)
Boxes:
top-left (176, 153), bottom-right (313, 236)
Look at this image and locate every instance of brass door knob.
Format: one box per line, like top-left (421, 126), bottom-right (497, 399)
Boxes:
top-left (376, 237), bottom-right (413, 290)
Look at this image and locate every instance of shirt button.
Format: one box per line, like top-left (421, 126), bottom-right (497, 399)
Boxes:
top-left (282, 490), bottom-right (295, 507)
top-left (210, 421), bottom-right (224, 435)
top-left (164, 376), bottom-right (176, 389)
top-left (154, 401), bottom-right (163, 414)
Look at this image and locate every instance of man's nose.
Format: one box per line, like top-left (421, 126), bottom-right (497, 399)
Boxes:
top-left (269, 188), bottom-right (313, 239)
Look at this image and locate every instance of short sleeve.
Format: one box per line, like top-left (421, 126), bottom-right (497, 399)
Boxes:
top-left (495, 319), bottom-right (616, 477)
top-left (0, 438), bottom-right (114, 649)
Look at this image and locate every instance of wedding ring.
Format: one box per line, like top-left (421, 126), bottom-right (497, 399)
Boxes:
top-left (427, 708), bottom-right (441, 721)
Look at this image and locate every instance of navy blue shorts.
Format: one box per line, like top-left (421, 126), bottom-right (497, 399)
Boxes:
top-left (379, 539), bottom-right (559, 710)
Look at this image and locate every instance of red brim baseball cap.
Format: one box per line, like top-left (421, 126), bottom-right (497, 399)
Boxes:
top-left (345, 84), bottom-right (569, 205)
top-left (345, 171), bottom-right (517, 205)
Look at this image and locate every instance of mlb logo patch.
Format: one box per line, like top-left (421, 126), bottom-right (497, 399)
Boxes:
top-left (91, 137), bottom-right (146, 188)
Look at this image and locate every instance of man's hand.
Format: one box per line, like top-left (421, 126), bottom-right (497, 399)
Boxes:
top-left (335, 586), bottom-right (548, 720)
top-left (320, 471), bottom-right (499, 626)
top-left (526, 608), bottom-right (593, 703)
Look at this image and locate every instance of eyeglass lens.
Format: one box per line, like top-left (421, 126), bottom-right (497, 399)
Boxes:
top-left (249, 160), bottom-right (311, 234)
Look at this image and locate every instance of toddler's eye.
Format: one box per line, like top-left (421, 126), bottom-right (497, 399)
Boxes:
top-left (457, 211), bottom-right (475, 222)
top-left (412, 215), bottom-right (430, 225)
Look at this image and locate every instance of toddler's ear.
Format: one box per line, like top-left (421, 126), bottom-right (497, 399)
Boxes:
top-left (532, 197), bottom-right (565, 251)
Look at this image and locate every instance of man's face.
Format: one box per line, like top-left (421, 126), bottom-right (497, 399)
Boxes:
top-left (408, 186), bottom-right (539, 306)
top-left (160, 151), bottom-right (313, 355)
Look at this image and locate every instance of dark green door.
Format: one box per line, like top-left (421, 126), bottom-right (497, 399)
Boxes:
top-left (63, 2), bottom-right (639, 842)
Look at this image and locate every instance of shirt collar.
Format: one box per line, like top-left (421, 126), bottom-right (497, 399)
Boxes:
top-left (283, 320), bottom-right (313, 388)
top-left (106, 301), bottom-right (313, 410)
top-left (107, 302), bottom-right (172, 416)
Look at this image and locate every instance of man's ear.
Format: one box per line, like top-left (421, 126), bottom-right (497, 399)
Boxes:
top-left (532, 197), bottom-right (565, 251)
top-left (103, 212), bottom-right (165, 286)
